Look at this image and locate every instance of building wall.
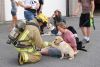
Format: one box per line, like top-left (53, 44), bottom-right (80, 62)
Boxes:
top-left (0, 0), bottom-right (66, 22)
top-left (4, 0), bottom-right (24, 22)
top-left (69, 0), bottom-right (81, 16)
top-left (0, 0), bottom-right (5, 22)
top-left (42, 0), bottom-right (66, 17)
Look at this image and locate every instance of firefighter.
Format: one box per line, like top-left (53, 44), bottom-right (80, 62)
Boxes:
top-left (36, 12), bottom-right (49, 34)
top-left (7, 19), bottom-right (47, 65)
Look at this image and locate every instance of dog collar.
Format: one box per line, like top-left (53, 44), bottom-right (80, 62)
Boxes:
top-left (59, 41), bottom-right (66, 45)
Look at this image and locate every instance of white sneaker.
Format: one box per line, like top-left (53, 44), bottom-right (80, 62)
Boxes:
top-left (82, 39), bottom-right (90, 44)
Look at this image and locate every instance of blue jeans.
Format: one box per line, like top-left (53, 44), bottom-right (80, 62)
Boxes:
top-left (24, 10), bottom-right (36, 21)
top-left (51, 28), bottom-right (58, 35)
top-left (48, 47), bottom-right (61, 58)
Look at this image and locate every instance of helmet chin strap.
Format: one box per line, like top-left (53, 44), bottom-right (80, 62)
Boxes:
top-left (15, 21), bottom-right (26, 32)
top-left (15, 24), bottom-right (25, 32)
top-left (18, 28), bottom-right (25, 32)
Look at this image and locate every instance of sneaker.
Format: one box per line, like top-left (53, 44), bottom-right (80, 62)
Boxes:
top-left (81, 39), bottom-right (90, 44)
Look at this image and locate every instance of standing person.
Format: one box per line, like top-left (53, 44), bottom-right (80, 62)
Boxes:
top-left (37, 0), bottom-right (44, 14)
top-left (10, 0), bottom-right (18, 32)
top-left (18, 0), bottom-right (39, 21)
top-left (72, 0), bottom-right (95, 44)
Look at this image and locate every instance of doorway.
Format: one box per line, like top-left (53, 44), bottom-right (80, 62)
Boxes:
top-left (94, 0), bottom-right (100, 16)
top-left (66, 0), bottom-right (69, 17)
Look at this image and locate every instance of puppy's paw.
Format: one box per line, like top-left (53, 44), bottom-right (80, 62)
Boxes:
top-left (68, 57), bottom-right (74, 60)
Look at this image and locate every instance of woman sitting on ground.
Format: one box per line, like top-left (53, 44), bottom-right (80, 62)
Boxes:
top-left (51, 10), bottom-right (66, 26)
top-left (40, 22), bottom-right (78, 57)
top-left (50, 10), bottom-right (66, 35)
top-left (56, 22), bottom-right (78, 54)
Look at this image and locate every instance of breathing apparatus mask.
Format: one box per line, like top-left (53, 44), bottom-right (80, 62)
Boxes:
top-left (6, 21), bottom-right (26, 47)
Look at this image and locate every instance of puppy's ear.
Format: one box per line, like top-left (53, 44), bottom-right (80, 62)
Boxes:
top-left (52, 41), bottom-right (56, 45)
top-left (51, 41), bottom-right (58, 48)
top-left (58, 38), bottom-right (63, 43)
top-left (60, 38), bottom-right (63, 41)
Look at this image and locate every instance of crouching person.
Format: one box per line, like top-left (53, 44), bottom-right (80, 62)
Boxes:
top-left (7, 20), bottom-right (44, 65)
top-left (37, 12), bottom-right (49, 34)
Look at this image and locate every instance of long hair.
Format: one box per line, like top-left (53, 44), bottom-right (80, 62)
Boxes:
top-left (56, 22), bottom-right (66, 29)
top-left (54, 10), bottom-right (62, 22)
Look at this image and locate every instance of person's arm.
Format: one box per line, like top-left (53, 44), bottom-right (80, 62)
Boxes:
top-left (14, 0), bottom-right (18, 6)
top-left (90, 0), bottom-right (95, 18)
top-left (51, 13), bottom-right (55, 18)
top-left (17, 1), bottom-right (27, 8)
top-left (31, 0), bottom-right (40, 10)
top-left (66, 31), bottom-right (77, 51)
top-left (30, 26), bottom-right (44, 49)
top-left (72, 1), bottom-right (81, 16)
top-left (31, 2), bottom-right (40, 10)
top-left (18, 0), bottom-right (36, 9)
top-left (68, 35), bottom-right (77, 47)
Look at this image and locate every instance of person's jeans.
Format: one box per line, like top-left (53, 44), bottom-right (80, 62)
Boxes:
top-left (24, 10), bottom-right (36, 21)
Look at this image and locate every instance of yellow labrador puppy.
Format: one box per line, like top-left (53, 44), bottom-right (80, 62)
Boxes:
top-left (52, 36), bottom-right (75, 60)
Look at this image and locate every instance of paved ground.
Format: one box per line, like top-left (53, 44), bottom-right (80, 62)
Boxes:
top-left (0, 16), bottom-right (100, 67)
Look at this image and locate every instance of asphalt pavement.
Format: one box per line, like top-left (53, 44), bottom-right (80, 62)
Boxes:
top-left (0, 16), bottom-right (100, 67)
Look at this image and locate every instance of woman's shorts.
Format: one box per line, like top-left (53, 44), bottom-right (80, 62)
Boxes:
top-left (79, 13), bottom-right (94, 27)
top-left (11, 10), bottom-right (17, 16)
top-left (48, 47), bottom-right (61, 58)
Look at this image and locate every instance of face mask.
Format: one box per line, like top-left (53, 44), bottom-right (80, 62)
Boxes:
top-left (9, 27), bottom-right (19, 39)
top-left (19, 28), bottom-right (24, 32)
top-left (7, 27), bottom-right (20, 45)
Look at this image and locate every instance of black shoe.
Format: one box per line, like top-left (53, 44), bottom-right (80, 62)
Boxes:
top-left (86, 40), bottom-right (90, 43)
